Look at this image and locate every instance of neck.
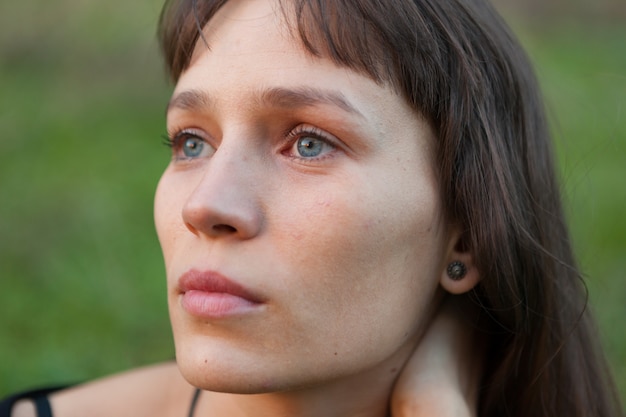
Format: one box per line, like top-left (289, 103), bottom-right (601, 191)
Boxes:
top-left (206, 389), bottom-right (388, 417)
top-left (200, 376), bottom-right (394, 417)
top-left (194, 344), bottom-right (416, 417)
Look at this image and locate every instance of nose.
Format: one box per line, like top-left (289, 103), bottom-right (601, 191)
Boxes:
top-left (182, 147), bottom-right (264, 240)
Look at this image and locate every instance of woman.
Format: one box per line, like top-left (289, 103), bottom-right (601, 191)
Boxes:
top-left (2, 0), bottom-right (622, 416)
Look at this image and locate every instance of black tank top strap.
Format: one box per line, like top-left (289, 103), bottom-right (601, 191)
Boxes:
top-left (33, 395), bottom-right (53, 417)
top-left (2, 384), bottom-right (196, 417)
top-left (0, 385), bottom-right (70, 417)
top-left (188, 388), bottom-right (202, 417)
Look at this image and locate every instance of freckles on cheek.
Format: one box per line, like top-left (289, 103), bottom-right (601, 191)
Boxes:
top-left (278, 197), bottom-right (348, 262)
top-left (155, 183), bottom-right (192, 265)
top-left (282, 199), bottom-right (381, 279)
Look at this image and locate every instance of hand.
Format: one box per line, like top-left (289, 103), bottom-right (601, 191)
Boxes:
top-left (390, 296), bottom-right (483, 417)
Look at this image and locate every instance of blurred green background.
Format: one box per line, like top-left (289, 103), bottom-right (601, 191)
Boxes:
top-left (1, 0), bottom-right (624, 404)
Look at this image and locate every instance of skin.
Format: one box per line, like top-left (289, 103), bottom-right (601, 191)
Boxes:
top-left (12, 310), bottom-right (479, 417)
top-left (154, 0), bottom-right (473, 416)
top-left (10, 0), bottom-right (482, 416)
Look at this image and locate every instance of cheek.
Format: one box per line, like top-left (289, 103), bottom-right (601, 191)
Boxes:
top-left (278, 169), bottom-right (444, 284)
top-left (270, 172), bottom-right (445, 355)
top-left (154, 171), bottom-right (189, 266)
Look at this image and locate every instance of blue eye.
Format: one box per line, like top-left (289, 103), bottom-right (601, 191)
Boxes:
top-left (181, 137), bottom-right (205, 158)
top-left (165, 129), bottom-right (213, 160)
top-left (287, 126), bottom-right (337, 160)
top-left (296, 136), bottom-right (326, 158)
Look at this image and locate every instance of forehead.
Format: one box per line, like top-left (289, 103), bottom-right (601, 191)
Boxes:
top-left (171, 0), bottom-right (432, 159)
top-left (189, 0), bottom-right (296, 67)
top-left (177, 0), bottom-right (407, 123)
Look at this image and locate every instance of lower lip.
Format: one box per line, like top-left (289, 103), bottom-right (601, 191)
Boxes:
top-left (181, 290), bottom-right (262, 318)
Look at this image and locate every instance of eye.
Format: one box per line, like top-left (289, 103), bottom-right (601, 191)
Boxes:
top-left (165, 129), bottom-right (214, 160)
top-left (287, 126), bottom-right (336, 160)
top-left (296, 136), bottom-right (329, 158)
top-left (181, 136), bottom-right (205, 158)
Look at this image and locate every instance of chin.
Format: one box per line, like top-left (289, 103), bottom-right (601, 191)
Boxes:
top-left (174, 340), bottom-right (287, 394)
top-left (177, 361), bottom-right (306, 394)
top-left (174, 340), bottom-right (360, 395)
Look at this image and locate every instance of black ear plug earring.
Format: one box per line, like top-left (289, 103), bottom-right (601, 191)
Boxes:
top-left (447, 261), bottom-right (467, 281)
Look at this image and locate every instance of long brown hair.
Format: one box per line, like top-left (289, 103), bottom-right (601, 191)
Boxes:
top-left (157, 0), bottom-right (623, 415)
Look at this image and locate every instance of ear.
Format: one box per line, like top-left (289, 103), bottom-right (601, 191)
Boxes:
top-left (439, 229), bottom-right (480, 295)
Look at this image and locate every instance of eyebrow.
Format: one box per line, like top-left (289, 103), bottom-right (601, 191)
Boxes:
top-left (167, 89), bottom-right (213, 113)
top-left (167, 86), bottom-right (364, 118)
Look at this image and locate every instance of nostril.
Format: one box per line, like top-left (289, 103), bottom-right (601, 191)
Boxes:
top-left (212, 224), bottom-right (237, 234)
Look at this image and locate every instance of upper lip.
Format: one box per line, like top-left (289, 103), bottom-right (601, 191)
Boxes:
top-left (178, 269), bottom-right (264, 303)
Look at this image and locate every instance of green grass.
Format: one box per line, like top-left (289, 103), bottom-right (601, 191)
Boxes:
top-left (517, 24), bottom-right (626, 399)
top-left (0, 0), bottom-right (174, 392)
top-left (1, 0), bottom-right (625, 404)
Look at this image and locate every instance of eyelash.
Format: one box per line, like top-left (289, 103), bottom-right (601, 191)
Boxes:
top-left (161, 133), bottom-right (175, 148)
top-left (162, 128), bottom-right (207, 159)
top-left (284, 125), bottom-right (337, 161)
top-left (162, 125), bottom-right (338, 161)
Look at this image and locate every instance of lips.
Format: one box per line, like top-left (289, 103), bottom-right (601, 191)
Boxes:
top-left (178, 269), bottom-right (264, 318)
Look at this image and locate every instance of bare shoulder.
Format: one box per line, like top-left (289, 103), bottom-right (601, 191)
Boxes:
top-left (46, 362), bottom-right (195, 417)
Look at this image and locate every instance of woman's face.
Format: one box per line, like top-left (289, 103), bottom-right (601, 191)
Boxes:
top-left (155, 0), bottom-right (455, 393)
